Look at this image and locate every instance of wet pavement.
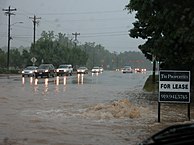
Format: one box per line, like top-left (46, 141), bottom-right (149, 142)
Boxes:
top-left (0, 71), bottom-right (193, 145)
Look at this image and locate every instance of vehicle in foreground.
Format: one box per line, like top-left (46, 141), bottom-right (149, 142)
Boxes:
top-left (56, 64), bottom-right (73, 76)
top-left (21, 66), bottom-right (38, 77)
top-left (34, 64), bottom-right (55, 78)
top-left (77, 67), bottom-right (88, 74)
top-left (139, 123), bottom-right (194, 145)
top-left (91, 66), bottom-right (101, 73)
top-left (121, 66), bottom-right (133, 73)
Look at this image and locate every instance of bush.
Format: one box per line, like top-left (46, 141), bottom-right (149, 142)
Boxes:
top-left (0, 68), bottom-right (20, 74)
top-left (143, 75), bottom-right (159, 92)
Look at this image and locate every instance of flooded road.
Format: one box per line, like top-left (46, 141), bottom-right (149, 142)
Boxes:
top-left (0, 71), bottom-right (193, 145)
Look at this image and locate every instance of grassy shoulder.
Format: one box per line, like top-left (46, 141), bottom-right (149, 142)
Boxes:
top-left (0, 68), bottom-right (20, 74)
top-left (143, 75), bottom-right (159, 92)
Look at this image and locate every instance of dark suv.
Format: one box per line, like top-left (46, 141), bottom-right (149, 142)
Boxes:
top-left (34, 64), bottom-right (56, 78)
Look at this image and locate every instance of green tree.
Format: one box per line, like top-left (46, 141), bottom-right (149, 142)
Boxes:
top-left (31, 31), bottom-right (88, 67)
top-left (22, 49), bottom-right (32, 67)
top-left (126, 0), bottom-right (194, 71)
top-left (10, 49), bottom-right (22, 69)
top-left (0, 48), bottom-right (6, 68)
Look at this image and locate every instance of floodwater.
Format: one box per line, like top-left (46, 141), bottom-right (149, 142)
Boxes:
top-left (0, 71), bottom-right (193, 145)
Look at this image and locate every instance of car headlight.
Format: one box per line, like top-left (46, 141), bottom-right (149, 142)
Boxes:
top-left (45, 70), bottom-right (49, 72)
top-left (22, 71), bottom-right (24, 73)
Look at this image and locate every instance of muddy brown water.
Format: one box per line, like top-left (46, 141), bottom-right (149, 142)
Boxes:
top-left (0, 71), bottom-right (193, 145)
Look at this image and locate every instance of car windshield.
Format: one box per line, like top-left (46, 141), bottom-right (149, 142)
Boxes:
top-left (124, 66), bottom-right (131, 69)
top-left (25, 66), bottom-right (36, 70)
top-left (93, 67), bottom-right (99, 69)
top-left (39, 65), bottom-right (50, 69)
top-left (79, 67), bottom-right (86, 69)
top-left (59, 65), bottom-right (69, 68)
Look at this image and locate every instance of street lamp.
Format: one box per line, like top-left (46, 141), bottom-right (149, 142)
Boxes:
top-left (7, 21), bottom-right (23, 73)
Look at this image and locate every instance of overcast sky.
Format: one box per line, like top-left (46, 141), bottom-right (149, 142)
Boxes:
top-left (0, 0), bottom-right (144, 52)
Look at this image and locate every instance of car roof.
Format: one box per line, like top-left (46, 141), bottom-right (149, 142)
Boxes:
top-left (59, 64), bottom-right (72, 66)
top-left (40, 63), bottom-right (53, 65)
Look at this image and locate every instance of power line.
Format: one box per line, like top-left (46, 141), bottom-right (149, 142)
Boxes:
top-left (1, 31), bottom-right (128, 38)
top-left (28, 10), bottom-right (124, 16)
top-left (40, 17), bottom-right (128, 23)
top-left (82, 31), bottom-right (127, 35)
top-left (80, 33), bottom-right (127, 38)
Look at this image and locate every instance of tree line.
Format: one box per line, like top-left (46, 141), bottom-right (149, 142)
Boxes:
top-left (0, 30), bottom-right (152, 72)
top-left (126, 0), bottom-right (194, 72)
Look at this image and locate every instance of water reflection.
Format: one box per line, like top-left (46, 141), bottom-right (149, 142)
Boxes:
top-left (45, 78), bottom-right (49, 86)
top-left (22, 77), bottom-right (35, 85)
top-left (43, 83), bottom-right (49, 95)
top-left (77, 74), bottom-right (84, 84)
top-left (56, 76), bottom-right (60, 85)
top-left (30, 77), bottom-right (33, 84)
top-left (34, 78), bottom-right (38, 85)
top-left (55, 76), bottom-right (67, 85)
top-left (55, 76), bottom-right (60, 93)
top-left (92, 72), bottom-right (99, 76)
top-left (63, 76), bottom-right (67, 85)
top-left (22, 76), bottom-right (69, 95)
top-left (22, 77), bottom-right (25, 85)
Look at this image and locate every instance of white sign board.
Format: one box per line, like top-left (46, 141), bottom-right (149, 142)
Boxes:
top-left (159, 70), bottom-right (190, 103)
top-left (31, 57), bottom-right (37, 63)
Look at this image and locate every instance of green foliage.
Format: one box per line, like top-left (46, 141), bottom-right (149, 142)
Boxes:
top-left (0, 31), bottom-right (152, 72)
top-left (143, 75), bottom-right (159, 92)
top-left (10, 49), bottom-right (22, 69)
top-left (30, 31), bottom-right (88, 67)
top-left (0, 48), bottom-right (6, 68)
top-left (126, 0), bottom-right (194, 70)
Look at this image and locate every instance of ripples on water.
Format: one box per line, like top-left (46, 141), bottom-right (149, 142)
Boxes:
top-left (0, 71), bottom-right (192, 145)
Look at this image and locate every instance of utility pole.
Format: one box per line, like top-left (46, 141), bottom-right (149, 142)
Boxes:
top-left (2, 6), bottom-right (17, 73)
top-left (72, 32), bottom-right (80, 48)
top-left (29, 15), bottom-right (41, 52)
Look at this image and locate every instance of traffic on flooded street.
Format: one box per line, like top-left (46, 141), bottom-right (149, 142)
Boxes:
top-left (0, 71), bottom-right (193, 145)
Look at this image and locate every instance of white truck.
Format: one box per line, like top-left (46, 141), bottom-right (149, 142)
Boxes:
top-left (56, 64), bottom-right (73, 76)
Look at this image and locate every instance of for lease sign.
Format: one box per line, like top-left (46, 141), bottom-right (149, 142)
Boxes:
top-left (159, 70), bottom-right (190, 103)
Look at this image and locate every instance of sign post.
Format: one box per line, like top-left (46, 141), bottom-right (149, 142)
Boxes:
top-left (158, 70), bottom-right (190, 122)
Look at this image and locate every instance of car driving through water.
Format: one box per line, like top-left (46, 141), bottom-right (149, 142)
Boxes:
top-left (34, 64), bottom-right (56, 78)
top-left (21, 66), bottom-right (38, 77)
top-left (56, 64), bottom-right (73, 76)
top-left (91, 66), bottom-right (103, 73)
top-left (77, 67), bottom-right (89, 74)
